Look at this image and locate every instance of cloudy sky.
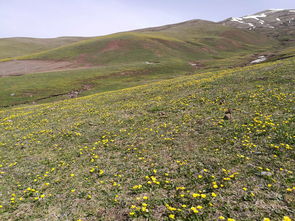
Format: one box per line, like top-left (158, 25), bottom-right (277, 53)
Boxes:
top-left (0, 0), bottom-right (294, 38)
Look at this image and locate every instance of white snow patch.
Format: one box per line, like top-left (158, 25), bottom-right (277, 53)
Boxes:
top-left (248, 23), bottom-right (255, 27)
top-left (258, 20), bottom-right (265, 24)
top-left (289, 10), bottom-right (295, 13)
top-left (231, 17), bottom-right (243, 21)
top-left (230, 17), bottom-right (247, 25)
top-left (243, 13), bottom-right (267, 20)
top-left (269, 9), bottom-right (284, 12)
top-left (244, 16), bottom-right (259, 20)
top-left (276, 18), bottom-right (281, 21)
top-left (250, 56), bottom-right (267, 64)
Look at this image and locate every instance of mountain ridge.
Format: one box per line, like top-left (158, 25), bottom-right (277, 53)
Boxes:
top-left (1, 8), bottom-right (293, 62)
top-left (220, 9), bottom-right (295, 45)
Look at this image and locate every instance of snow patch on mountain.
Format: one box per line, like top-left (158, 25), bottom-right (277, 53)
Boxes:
top-left (269, 9), bottom-right (284, 12)
top-left (231, 17), bottom-right (243, 22)
top-left (243, 13), bottom-right (266, 20)
top-left (223, 9), bottom-right (295, 30)
top-left (231, 17), bottom-right (242, 21)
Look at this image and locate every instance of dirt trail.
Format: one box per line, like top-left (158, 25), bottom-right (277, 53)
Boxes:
top-left (0, 60), bottom-right (92, 76)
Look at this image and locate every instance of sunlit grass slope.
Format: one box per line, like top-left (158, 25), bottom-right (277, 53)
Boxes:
top-left (0, 60), bottom-right (194, 107)
top-left (5, 20), bottom-right (276, 65)
top-left (0, 57), bottom-right (294, 220)
top-left (0, 37), bottom-right (88, 59)
top-left (0, 20), bottom-right (279, 107)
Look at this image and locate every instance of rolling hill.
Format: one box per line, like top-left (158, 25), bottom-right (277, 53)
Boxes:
top-left (0, 37), bottom-right (89, 60)
top-left (10, 20), bottom-right (276, 65)
top-left (0, 19), bottom-right (280, 107)
top-left (0, 9), bottom-right (294, 109)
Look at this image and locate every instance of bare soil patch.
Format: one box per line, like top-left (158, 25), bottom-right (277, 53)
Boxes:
top-left (101, 39), bottom-right (127, 53)
top-left (0, 60), bottom-right (83, 76)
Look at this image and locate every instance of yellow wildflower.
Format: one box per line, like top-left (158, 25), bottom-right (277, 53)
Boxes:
top-left (169, 214), bottom-right (175, 219)
top-left (201, 194), bottom-right (207, 198)
top-left (191, 207), bottom-right (199, 213)
top-left (283, 216), bottom-right (292, 221)
top-left (192, 193), bottom-right (200, 198)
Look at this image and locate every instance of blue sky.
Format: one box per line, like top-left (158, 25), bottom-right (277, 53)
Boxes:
top-left (0, 0), bottom-right (294, 38)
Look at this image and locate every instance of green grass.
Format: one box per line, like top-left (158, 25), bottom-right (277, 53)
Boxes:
top-left (0, 60), bottom-right (194, 107)
top-left (0, 20), bottom-right (281, 107)
top-left (0, 37), bottom-right (88, 60)
top-left (0, 50), bottom-right (282, 108)
top-left (0, 46), bottom-right (290, 108)
top-left (0, 57), bottom-right (294, 220)
top-left (1, 20), bottom-right (277, 64)
top-left (267, 46), bottom-right (295, 62)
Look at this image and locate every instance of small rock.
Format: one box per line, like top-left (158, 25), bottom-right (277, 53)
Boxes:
top-left (254, 152), bottom-right (263, 155)
top-left (223, 108), bottom-right (232, 120)
top-left (261, 171), bottom-right (272, 176)
top-left (224, 113), bottom-right (232, 120)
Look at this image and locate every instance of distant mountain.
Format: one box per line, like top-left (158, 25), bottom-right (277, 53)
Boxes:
top-left (220, 9), bottom-right (295, 44)
top-left (221, 9), bottom-right (295, 29)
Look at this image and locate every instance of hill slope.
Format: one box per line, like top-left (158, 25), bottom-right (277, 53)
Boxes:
top-left (0, 37), bottom-right (89, 59)
top-left (10, 20), bottom-right (276, 65)
top-left (220, 9), bottom-right (295, 45)
top-left (0, 19), bottom-right (279, 107)
top-left (0, 57), bottom-right (294, 220)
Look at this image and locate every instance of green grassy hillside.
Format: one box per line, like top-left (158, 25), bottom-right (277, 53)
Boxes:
top-left (11, 20), bottom-right (276, 65)
top-left (0, 20), bottom-right (281, 107)
top-left (0, 37), bottom-right (88, 59)
top-left (0, 60), bottom-right (194, 107)
top-left (0, 57), bottom-right (294, 220)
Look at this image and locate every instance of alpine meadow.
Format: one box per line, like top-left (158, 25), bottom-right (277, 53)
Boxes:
top-left (0, 3), bottom-right (294, 221)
